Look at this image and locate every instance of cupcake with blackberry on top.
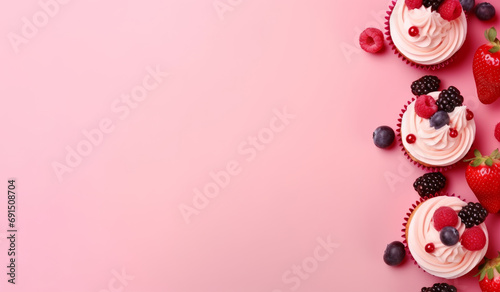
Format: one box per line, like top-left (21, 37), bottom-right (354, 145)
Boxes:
top-left (397, 75), bottom-right (476, 171)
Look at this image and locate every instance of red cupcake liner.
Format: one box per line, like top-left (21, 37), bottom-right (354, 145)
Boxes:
top-left (401, 193), bottom-right (463, 269)
top-left (396, 97), bottom-right (458, 173)
top-left (385, 0), bottom-right (456, 70)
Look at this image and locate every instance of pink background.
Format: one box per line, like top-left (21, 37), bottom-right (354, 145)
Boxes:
top-left (1, 0), bottom-right (500, 291)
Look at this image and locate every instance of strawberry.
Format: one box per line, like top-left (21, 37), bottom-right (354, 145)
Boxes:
top-left (465, 149), bottom-right (500, 213)
top-left (473, 27), bottom-right (500, 105)
top-left (476, 253), bottom-right (500, 292)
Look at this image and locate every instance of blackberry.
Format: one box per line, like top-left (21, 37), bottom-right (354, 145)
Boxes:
top-left (458, 202), bottom-right (488, 228)
top-left (436, 86), bottom-right (464, 113)
top-left (421, 283), bottom-right (457, 292)
top-left (423, 0), bottom-right (445, 10)
top-left (413, 172), bottom-right (446, 198)
top-left (411, 75), bottom-right (441, 96)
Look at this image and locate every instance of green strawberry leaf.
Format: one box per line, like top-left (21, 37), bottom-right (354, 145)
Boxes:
top-left (488, 267), bottom-right (494, 280)
top-left (492, 149), bottom-right (499, 157)
top-left (486, 158), bottom-right (494, 167)
top-left (481, 268), bottom-right (487, 281)
top-left (496, 265), bottom-right (500, 274)
top-left (475, 149), bottom-right (482, 158)
top-left (472, 158), bottom-right (484, 167)
top-left (490, 45), bottom-right (500, 54)
top-left (487, 27), bottom-right (497, 42)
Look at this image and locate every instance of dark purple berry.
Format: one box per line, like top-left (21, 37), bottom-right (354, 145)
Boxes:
top-left (436, 86), bottom-right (463, 113)
top-left (475, 2), bottom-right (496, 20)
top-left (383, 241), bottom-right (406, 266)
top-left (373, 126), bottom-right (395, 148)
top-left (440, 226), bottom-right (459, 246)
top-left (460, 0), bottom-right (475, 12)
top-left (421, 283), bottom-right (457, 292)
top-left (429, 111), bottom-right (450, 129)
top-left (423, 0), bottom-right (445, 10)
top-left (413, 172), bottom-right (446, 197)
top-left (458, 202), bottom-right (488, 228)
top-left (411, 75), bottom-right (441, 96)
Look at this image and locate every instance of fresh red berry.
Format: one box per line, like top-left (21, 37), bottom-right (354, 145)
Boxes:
top-left (466, 109), bottom-right (474, 120)
top-left (425, 243), bottom-right (435, 253)
top-left (433, 206), bottom-right (458, 231)
top-left (465, 149), bottom-right (500, 213)
top-left (449, 128), bottom-right (458, 138)
top-left (461, 226), bottom-right (486, 251)
top-left (359, 28), bottom-right (384, 53)
top-left (438, 0), bottom-right (463, 20)
top-left (415, 95), bottom-right (438, 119)
top-left (408, 26), bottom-right (419, 37)
top-left (477, 254), bottom-right (500, 292)
top-left (406, 134), bottom-right (416, 143)
top-left (495, 123), bottom-right (500, 142)
top-left (474, 28), bottom-right (500, 105)
top-left (406, 0), bottom-right (423, 9)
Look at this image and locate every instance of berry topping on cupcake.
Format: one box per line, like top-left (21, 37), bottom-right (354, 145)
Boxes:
top-left (425, 243), bottom-right (435, 253)
top-left (433, 206), bottom-right (458, 231)
top-left (429, 111), bottom-right (450, 129)
top-left (438, 0), bottom-right (463, 20)
top-left (411, 75), bottom-right (441, 96)
top-left (421, 283), bottom-right (457, 292)
top-left (461, 226), bottom-right (487, 251)
top-left (406, 134), bottom-right (416, 143)
top-left (458, 202), bottom-right (488, 228)
top-left (415, 95), bottom-right (438, 118)
top-left (449, 128), bottom-right (458, 138)
top-left (413, 172), bottom-right (447, 197)
top-left (423, 0), bottom-right (445, 11)
top-left (436, 86), bottom-right (463, 112)
top-left (440, 226), bottom-right (460, 246)
top-left (466, 109), bottom-right (474, 120)
top-left (406, 0), bottom-right (423, 9)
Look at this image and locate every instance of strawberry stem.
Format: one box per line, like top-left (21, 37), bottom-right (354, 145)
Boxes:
top-left (485, 27), bottom-right (500, 53)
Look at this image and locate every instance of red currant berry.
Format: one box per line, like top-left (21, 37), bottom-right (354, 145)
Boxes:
top-left (466, 109), bottom-right (474, 120)
top-left (406, 134), bottom-right (416, 144)
top-left (449, 128), bottom-right (458, 138)
top-left (425, 243), bottom-right (435, 253)
top-left (409, 26), bottom-right (419, 37)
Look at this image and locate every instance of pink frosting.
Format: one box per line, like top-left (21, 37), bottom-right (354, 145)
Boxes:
top-left (401, 92), bottom-right (475, 167)
top-left (407, 196), bottom-right (488, 279)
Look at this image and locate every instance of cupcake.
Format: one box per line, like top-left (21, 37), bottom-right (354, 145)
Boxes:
top-left (398, 76), bottom-right (476, 170)
top-left (385, 0), bottom-right (467, 69)
top-left (404, 195), bottom-right (489, 279)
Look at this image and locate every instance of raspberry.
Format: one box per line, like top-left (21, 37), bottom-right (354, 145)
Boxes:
top-left (436, 86), bottom-right (463, 112)
top-left (423, 0), bottom-right (445, 10)
top-left (415, 95), bottom-right (438, 119)
top-left (458, 202), bottom-right (488, 228)
top-left (438, 0), bottom-right (463, 20)
top-left (406, 0), bottom-right (423, 9)
top-left (461, 226), bottom-right (486, 251)
top-left (433, 206), bottom-right (458, 231)
top-left (411, 75), bottom-right (441, 96)
top-left (413, 172), bottom-right (446, 197)
top-left (359, 28), bottom-right (384, 53)
top-left (495, 122), bottom-right (500, 142)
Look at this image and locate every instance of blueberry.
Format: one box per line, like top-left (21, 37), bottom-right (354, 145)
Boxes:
top-left (460, 0), bottom-right (475, 12)
top-left (373, 126), bottom-right (395, 148)
top-left (383, 241), bottom-right (406, 266)
top-left (429, 111), bottom-right (450, 129)
top-left (440, 226), bottom-right (459, 246)
top-left (475, 2), bottom-right (496, 21)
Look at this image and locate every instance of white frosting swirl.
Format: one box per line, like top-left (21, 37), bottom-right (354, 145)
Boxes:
top-left (401, 92), bottom-right (475, 167)
top-left (389, 0), bottom-right (467, 65)
top-left (408, 196), bottom-right (488, 279)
